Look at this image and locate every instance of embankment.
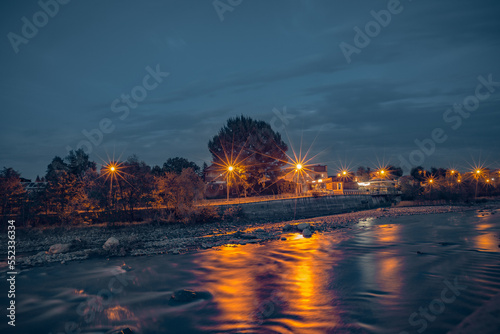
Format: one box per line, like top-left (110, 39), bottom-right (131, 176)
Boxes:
top-left (223, 194), bottom-right (394, 222)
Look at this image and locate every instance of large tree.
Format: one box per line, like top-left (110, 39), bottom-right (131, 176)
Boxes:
top-left (0, 167), bottom-right (26, 215)
top-left (162, 157), bottom-right (200, 175)
top-left (208, 116), bottom-right (288, 193)
top-left (66, 149), bottom-right (96, 179)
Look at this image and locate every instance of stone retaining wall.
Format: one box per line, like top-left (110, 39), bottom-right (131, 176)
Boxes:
top-left (222, 194), bottom-right (393, 221)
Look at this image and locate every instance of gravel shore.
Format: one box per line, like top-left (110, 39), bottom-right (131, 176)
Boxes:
top-left (3, 204), bottom-right (497, 268)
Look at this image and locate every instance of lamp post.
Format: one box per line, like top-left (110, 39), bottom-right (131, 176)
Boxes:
top-left (110, 165), bottom-right (116, 209)
top-left (475, 169), bottom-right (481, 199)
top-left (227, 165), bottom-right (234, 201)
top-left (295, 163), bottom-right (302, 196)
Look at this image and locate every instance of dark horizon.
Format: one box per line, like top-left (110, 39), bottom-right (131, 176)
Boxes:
top-left (1, 0), bottom-right (500, 180)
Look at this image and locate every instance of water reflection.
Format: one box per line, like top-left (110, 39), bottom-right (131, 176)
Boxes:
top-left (474, 222), bottom-right (499, 252)
top-left (374, 224), bottom-right (400, 244)
top-left (195, 234), bottom-right (344, 333)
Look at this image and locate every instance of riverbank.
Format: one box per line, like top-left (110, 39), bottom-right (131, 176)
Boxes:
top-left (3, 203), bottom-right (498, 268)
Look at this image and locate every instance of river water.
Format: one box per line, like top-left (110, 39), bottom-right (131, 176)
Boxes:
top-left (5, 209), bottom-right (500, 334)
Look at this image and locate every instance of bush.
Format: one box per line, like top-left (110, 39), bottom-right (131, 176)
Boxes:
top-left (194, 206), bottom-right (220, 223)
top-left (221, 206), bottom-right (244, 221)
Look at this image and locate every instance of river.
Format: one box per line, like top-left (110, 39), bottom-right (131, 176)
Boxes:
top-left (4, 209), bottom-right (500, 333)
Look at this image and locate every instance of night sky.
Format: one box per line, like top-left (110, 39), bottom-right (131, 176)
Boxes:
top-left (1, 0), bottom-right (499, 180)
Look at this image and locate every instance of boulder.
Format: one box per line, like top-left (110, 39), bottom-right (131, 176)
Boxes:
top-left (103, 237), bottom-right (119, 251)
top-left (283, 224), bottom-right (294, 232)
top-left (297, 223), bottom-right (311, 231)
top-left (239, 233), bottom-right (257, 239)
top-left (169, 289), bottom-right (212, 304)
top-left (302, 229), bottom-right (313, 238)
top-left (48, 243), bottom-right (71, 254)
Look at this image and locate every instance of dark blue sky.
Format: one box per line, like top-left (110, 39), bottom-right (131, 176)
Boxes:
top-left (1, 0), bottom-right (499, 179)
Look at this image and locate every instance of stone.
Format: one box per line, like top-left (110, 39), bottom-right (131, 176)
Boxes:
top-left (169, 289), bottom-right (212, 304)
top-left (281, 237), bottom-right (287, 241)
top-left (283, 224), bottom-right (294, 232)
top-left (297, 223), bottom-right (311, 231)
top-left (48, 243), bottom-right (71, 254)
top-left (171, 289), bottom-right (197, 302)
top-left (103, 237), bottom-right (119, 251)
top-left (302, 229), bottom-right (312, 238)
top-left (239, 233), bottom-right (257, 239)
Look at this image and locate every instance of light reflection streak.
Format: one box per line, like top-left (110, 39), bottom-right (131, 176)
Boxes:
top-left (194, 235), bottom-right (343, 333)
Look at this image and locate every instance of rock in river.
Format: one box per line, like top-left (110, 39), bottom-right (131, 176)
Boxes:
top-left (297, 222), bottom-right (311, 231)
top-left (103, 237), bottom-right (119, 251)
top-left (302, 229), bottom-right (313, 238)
top-left (48, 243), bottom-right (71, 254)
top-left (169, 289), bottom-right (212, 304)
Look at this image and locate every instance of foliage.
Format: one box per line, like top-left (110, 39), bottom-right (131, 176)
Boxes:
top-left (356, 166), bottom-right (372, 181)
top-left (0, 167), bottom-right (26, 215)
top-left (162, 157), bottom-right (200, 175)
top-left (208, 115), bottom-right (288, 194)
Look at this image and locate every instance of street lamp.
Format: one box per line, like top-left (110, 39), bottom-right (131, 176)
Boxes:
top-left (295, 163), bottom-right (303, 195)
top-left (474, 169), bottom-right (482, 199)
top-left (105, 162), bottom-right (118, 210)
top-left (227, 166), bottom-right (234, 201)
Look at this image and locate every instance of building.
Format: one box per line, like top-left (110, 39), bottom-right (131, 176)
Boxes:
top-left (21, 181), bottom-right (48, 193)
top-left (204, 164), bottom-right (223, 183)
top-left (357, 178), bottom-right (398, 194)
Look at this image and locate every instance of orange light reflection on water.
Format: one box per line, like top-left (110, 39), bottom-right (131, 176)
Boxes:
top-left (195, 234), bottom-right (344, 333)
top-left (474, 223), bottom-right (499, 252)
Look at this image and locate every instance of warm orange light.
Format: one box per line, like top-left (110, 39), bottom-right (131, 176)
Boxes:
top-left (451, 170), bottom-right (455, 174)
top-left (228, 166), bottom-right (234, 172)
top-left (110, 166), bottom-right (116, 172)
top-left (458, 179), bottom-right (461, 183)
top-left (296, 164), bottom-right (303, 170)
top-left (342, 170), bottom-right (347, 175)
top-left (380, 170), bottom-right (385, 174)
top-left (476, 170), bottom-right (481, 174)
top-left (337, 173), bottom-right (341, 177)
top-left (429, 179), bottom-right (433, 183)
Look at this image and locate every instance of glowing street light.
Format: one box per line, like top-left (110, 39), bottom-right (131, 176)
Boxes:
top-left (227, 165), bottom-right (234, 201)
top-left (296, 164), bottom-right (303, 170)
